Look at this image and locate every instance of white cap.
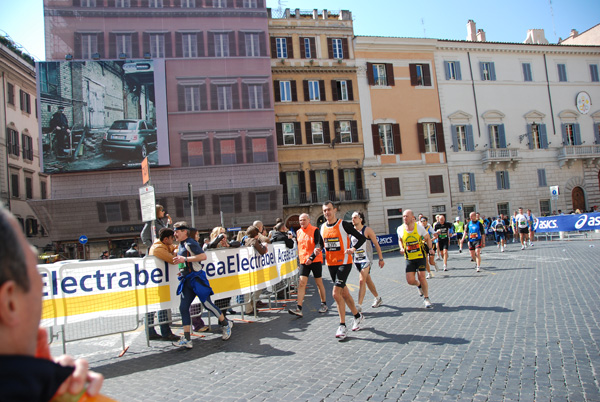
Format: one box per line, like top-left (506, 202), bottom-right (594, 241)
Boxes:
top-left (455, 217), bottom-right (460, 221)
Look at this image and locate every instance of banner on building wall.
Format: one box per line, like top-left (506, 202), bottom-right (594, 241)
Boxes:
top-left (534, 212), bottom-right (600, 233)
top-left (36, 59), bottom-right (169, 174)
top-left (39, 244), bottom-right (298, 327)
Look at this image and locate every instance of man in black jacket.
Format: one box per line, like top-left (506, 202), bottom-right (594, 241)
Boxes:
top-left (270, 222), bottom-right (295, 249)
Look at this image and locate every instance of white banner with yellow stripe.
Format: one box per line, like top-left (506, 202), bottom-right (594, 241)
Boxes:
top-left (39, 244), bottom-right (298, 327)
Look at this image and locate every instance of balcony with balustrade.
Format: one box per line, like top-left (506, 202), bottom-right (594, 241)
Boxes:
top-left (283, 188), bottom-right (370, 206)
top-left (481, 148), bottom-right (522, 171)
top-left (557, 145), bottom-right (600, 168)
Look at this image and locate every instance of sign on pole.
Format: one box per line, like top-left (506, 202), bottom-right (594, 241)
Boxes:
top-left (141, 157), bottom-right (150, 185)
top-left (550, 186), bottom-right (560, 200)
top-left (139, 185), bottom-right (156, 223)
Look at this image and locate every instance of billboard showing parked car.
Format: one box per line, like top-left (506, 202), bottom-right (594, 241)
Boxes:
top-left (36, 59), bottom-right (169, 173)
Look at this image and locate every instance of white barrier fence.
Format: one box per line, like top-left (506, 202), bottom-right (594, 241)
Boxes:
top-left (39, 244), bottom-right (299, 352)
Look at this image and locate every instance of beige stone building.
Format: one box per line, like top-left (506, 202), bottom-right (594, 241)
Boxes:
top-left (1, 37), bottom-right (50, 249)
top-left (269, 8), bottom-right (367, 228)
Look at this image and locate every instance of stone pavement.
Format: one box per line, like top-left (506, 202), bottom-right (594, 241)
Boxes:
top-left (50, 239), bottom-right (600, 401)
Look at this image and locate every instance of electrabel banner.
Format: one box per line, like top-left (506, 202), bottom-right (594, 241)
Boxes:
top-left (39, 244), bottom-right (298, 327)
top-left (534, 212), bottom-right (600, 233)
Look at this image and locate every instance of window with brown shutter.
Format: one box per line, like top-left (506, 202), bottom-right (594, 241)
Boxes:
top-left (385, 178), bottom-right (400, 197)
top-left (429, 175), bottom-right (444, 194)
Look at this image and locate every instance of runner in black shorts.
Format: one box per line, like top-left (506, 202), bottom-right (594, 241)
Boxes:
top-left (433, 215), bottom-right (452, 270)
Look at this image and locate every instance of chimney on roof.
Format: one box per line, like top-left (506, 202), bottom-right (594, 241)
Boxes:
top-left (524, 29), bottom-right (548, 44)
top-left (476, 29), bottom-right (486, 42)
top-left (467, 20), bottom-right (477, 41)
top-left (570, 29), bottom-right (579, 38)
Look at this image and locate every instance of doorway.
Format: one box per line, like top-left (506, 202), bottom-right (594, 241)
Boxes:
top-left (571, 186), bottom-right (586, 212)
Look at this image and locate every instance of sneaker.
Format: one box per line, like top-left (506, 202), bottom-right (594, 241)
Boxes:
top-left (172, 336), bottom-right (193, 349)
top-left (433, 263), bottom-right (439, 272)
top-left (417, 286), bottom-right (424, 297)
top-left (476, 266), bottom-right (481, 272)
top-left (335, 325), bottom-right (348, 339)
top-left (424, 298), bottom-right (433, 309)
top-left (429, 272), bottom-right (435, 278)
top-left (443, 264), bottom-right (447, 270)
top-left (521, 245), bottom-right (525, 250)
top-left (288, 307), bottom-right (303, 317)
top-left (356, 305), bottom-right (362, 313)
top-left (372, 296), bottom-right (383, 308)
top-left (318, 303), bottom-right (328, 313)
top-left (501, 246), bottom-right (505, 252)
top-left (351, 313), bottom-right (365, 331)
top-left (530, 243), bottom-right (534, 247)
top-left (221, 320), bottom-right (233, 340)
top-left (435, 256), bottom-right (441, 261)
top-left (459, 249), bottom-right (462, 253)
top-left (497, 243), bottom-right (500, 248)
top-left (148, 332), bottom-right (162, 341)
top-left (426, 272), bottom-right (430, 279)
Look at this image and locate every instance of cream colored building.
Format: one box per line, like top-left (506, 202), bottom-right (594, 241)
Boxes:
top-left (1, 38), bottom-right (50, 248)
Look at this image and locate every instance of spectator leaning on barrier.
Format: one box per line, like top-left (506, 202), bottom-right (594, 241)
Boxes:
top-left (243, 225), bottom-right (268, 315)
top-left (146, 228), bottom-right (180, 341)
top-left (0, 205), bottom-right (105, 401)
top-left (172, 222), bottom-right (233, 349)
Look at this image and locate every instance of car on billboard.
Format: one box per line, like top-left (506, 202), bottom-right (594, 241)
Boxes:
top-left (101, 119), bottom-right (157, 159)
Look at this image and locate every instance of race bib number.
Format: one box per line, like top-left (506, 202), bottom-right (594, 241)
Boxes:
top-left (496, 225), bottom-right (504, 232)
top-left (469, 233), bottom-right (478, 239)
top-left (518, 220), bottom-right (527, 228)
top-left (439, 233), bottom-right (448, 239)
top-left (354, 249), bottom-right (366, 261)
top-left (406, 241), bottom-right (420, 254)
top-left (325, 237), bottom-right (341, 251)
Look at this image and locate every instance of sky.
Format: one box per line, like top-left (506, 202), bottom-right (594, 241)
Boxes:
top-left (0, 0), bottom-right (598, 61)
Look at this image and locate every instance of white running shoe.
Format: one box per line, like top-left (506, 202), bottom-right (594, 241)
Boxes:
top-left (426, 272), bottom-right (430, 279)
top-left (371, 296), bottom-right (383, 308)
top-left (417, 286), bottom-right (424, 297)
top-left (501, 246), bottom-right (505, 252)
top-left (172, 336), bottom-right (193, 349)
top-left (336, 325), bottom-right (347, 339)
top-left (351, 313), bottom-right (365, 331)
top-left (476, 266), bottom-right (481, 272)
top-left (443, 264), bottom-right (447, 271)
top-left (424, 298), bottom-right (433, 309)
top-left (221, 320), bottom-right (233, 340)
top-left (521, 245), bottom-right (525, 250)
top-left (433, 263), bottom-right (439, 272)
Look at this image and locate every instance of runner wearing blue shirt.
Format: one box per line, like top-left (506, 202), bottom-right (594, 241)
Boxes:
top-left (491, 216), bottom-right (507, 252)
top-left (464, 212), bottom-right (485, 272)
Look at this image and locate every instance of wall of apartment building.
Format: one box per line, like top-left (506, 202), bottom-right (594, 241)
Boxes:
top-left (435, 41), bottom-right (600, 218)
top-left (355, 37), bottom-right (451, 235)
top-left (269, 8), bottom-right (365, 227)
top-left (1, 42), bottom-right (50, 248)
top-left (37, 0), bottom-right (281, 248)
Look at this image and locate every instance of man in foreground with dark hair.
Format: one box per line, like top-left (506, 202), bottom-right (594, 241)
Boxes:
top-left (0, 205), bottom-right (104, 401)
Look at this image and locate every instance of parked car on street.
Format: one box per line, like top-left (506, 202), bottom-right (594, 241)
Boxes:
top-left (101, 119), bottom-right (157, 159)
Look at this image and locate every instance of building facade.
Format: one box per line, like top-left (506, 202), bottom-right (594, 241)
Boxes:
top-left (33, 0), bottom-right (281, 258)
top-left (1, 38), bottom-right (50, 248)
top-left (354, 37), bottom-right (450, 234)
top-left (435, 33), bottom-right (600, 219)
top-left (269, 8), bottom-right (367, 228)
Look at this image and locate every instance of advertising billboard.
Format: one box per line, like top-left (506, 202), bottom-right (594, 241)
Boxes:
top-left (37, 59), bottom-right (169, 173)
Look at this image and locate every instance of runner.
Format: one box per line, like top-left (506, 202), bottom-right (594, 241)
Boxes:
top-left (526, 209), bottom-right (537, 247)
top-left (419, 216), bottom-right (438, 277)
top-left (464, 212), bottom-right (485, 272)
top-left (433, 215), bottom-right (453, 271)
top-left (434, 215), bottom-right (443, 261)
top-left (453, 216), bottom-right (465, 253)
top-left (398, 210), bottom-right (434, 308)
top-left (320, 201), bottom-right (367, 340)
top-left (491, 216), bottom-right (507, 252)
top-left (515, 207), bottom-right (529, 250)
top-left (288, 213), bottom-right (328, 317)
top-left (511, 211), bottom-right (518, 243)
top-left (351, 211), bottom-right (385, 312)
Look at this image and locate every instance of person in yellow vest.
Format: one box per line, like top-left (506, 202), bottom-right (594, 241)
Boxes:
top-left (453, 217), bottom-right (465, 253)
top-left (397, 209), bottom-right (434, 308)
top-left (321, 201), bottom-right (367, 340)
top-left (288, 213), bottom-right (328, 317)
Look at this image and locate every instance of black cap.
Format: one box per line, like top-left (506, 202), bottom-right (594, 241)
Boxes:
top-left (131, 243), bottom-right (137, 248)
top-left (58, 106), bottom-right (65, 110)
